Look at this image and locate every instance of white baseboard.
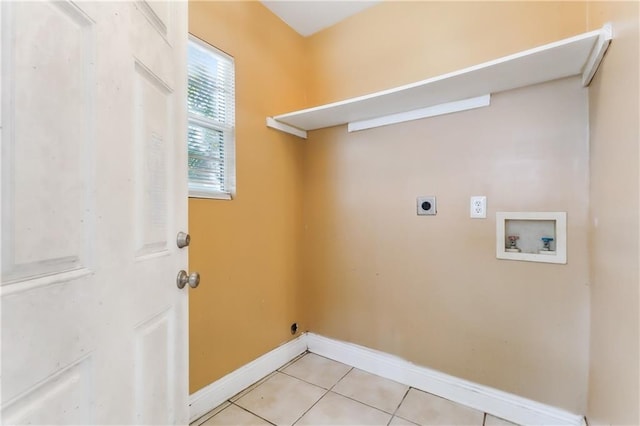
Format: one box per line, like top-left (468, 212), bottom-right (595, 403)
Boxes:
top-left (189, 336), bottom-right (307, 423)
top-left (189, 332), bottom-right (584, 426)
top-left (306, 333), bottom-right (584, 426)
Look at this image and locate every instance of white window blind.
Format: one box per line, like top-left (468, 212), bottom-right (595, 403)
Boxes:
top-left (187, 37), bottom-right (235, 199)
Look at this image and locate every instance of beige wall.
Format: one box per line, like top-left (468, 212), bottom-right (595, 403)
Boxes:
top-left (586, 2), bottom-right (640, 424)
top-left (301, 2), bottom-right (591, 413)
top-left (188, 1), bottom-right (307, 393)
top-left (188, 1), bottom-right (640, 419)
top-left (302, 78), bottom-right (591, 412)
top-left (304, 1), bottom-right (587, 105)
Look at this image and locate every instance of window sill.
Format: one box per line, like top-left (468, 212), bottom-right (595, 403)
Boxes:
top-left (189, 190), bottom-right (232, 200)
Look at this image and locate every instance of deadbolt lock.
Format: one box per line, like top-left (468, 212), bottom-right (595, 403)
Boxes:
top-left (176, 232), bottom-right (191, 248)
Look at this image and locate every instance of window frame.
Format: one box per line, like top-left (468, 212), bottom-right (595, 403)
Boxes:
top-left (187, 35), bottom-right (236, 200)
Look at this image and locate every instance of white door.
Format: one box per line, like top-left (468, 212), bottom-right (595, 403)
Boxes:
top-left (1, 1), bottom-right (190, 424)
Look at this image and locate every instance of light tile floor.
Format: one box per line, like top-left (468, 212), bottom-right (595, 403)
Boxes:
top-left (191, 352), bottom-right (519, 426)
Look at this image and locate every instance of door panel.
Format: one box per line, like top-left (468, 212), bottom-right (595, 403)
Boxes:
top-left (2, 355), bottom-right (93, 425)
top-left (1, 279), bottom-right (96, 412)
top-left (136, 0), bottom-right (170, 39)
top-left (2, 0), bottom-right (94, 283)
top-left (133, 60), bottom-right (172, 257)
top-left (1, 2), bottom-right (189, 424)
top-left (134, 308), bottom-right (175, 424)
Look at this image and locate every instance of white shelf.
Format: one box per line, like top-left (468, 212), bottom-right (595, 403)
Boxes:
top-left (266, 24), bottom-right (612, 139)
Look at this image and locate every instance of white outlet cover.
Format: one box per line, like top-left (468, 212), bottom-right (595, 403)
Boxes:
top-left (417, 196), bottom-right (437, 215)
top-left (470, 196), bottom-right (487, 218)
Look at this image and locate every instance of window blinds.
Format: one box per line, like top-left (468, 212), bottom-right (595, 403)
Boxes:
top-left (187, 38), bottom-right (235, 197)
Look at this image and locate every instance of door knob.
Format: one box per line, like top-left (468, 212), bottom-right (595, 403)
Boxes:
top-left (176, 232), bottom-right (190, 248)
top-left (177, 270), bottom-right (200, 289)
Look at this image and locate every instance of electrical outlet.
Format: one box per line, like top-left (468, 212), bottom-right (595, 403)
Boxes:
top-left (417, 196), bottom-right (437, 215)
top-left (470, 196), bottom-right (486, 218)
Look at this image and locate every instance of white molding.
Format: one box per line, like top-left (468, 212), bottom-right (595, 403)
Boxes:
top-left (347, 95), bottom-right (490, 132)
top-left (305, 333), bottom-right (584, 426)
top-left (190, 332), bottom-right (584, 425)
top-left (582, 23), bottom-right (612, 86)
top-left (189, 336), bottom-right (307, 423)
top-left (266, 117), bottom-right (307, 139)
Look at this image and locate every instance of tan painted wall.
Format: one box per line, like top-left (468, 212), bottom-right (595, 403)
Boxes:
top-left (302, 78), bottom-right (591, 413)
top-left (304, 1), bottom-right (587, 105)
top-left (188, 1), bottom-right (307, 393)
top-left (586, 2), bottom-right (640, 424)
top-left (188, 2), bottom-right (639, 418)
top-left (301, 3), bottom-right (591, 413)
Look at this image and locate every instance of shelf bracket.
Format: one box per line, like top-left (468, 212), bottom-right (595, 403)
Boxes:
top-left (266, 117), bottom-right (308, 139)
top-left (347, 95), bottom-right (491, 133)
top-left (582, 23), bottom-right (613, 87)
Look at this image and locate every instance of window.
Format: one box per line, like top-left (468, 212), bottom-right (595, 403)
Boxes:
top-left (187, 36), bottom-right (235, 199)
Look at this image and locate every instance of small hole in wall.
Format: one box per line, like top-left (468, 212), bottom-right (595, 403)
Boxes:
top-left (290, 323), bottom-right (298, 335)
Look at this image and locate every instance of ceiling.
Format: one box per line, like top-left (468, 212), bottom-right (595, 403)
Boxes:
top-left (260, 1), bottom-right (382, 37)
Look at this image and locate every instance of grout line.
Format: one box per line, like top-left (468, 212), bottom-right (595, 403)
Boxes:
top-left (290, 363), bottom-right (355, 425)
top-left (277, 350), bottom-right (309, 372)
top-left (387, 386), bottom-right (412, 425)
top-left (327, 366), bottom-right (354, 392)
top-left (190, 402), bottom-right (231, 426)
top-left (228, 371), bottom-right (277, 403)
top-left (291, 365), bottom-right (406, 420)
top-left (211, 358), bottom-right (456, 426)
top-left (277, 354), bottom-right (354, 391)
top-left (277, 369), bottom-right (335, 391)
top-left (327, 389), bottom-right (396, 417)
top-left (291, 388), bottom-right (331, 425)
top-left (230, 402), bottom-right (277, 426)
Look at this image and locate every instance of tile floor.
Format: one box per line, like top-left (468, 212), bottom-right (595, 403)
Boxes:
top-left (191, 352), bottom-right (519, 426)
